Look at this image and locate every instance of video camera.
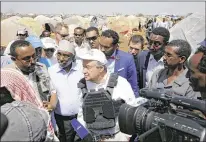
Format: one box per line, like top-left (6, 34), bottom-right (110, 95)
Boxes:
top-left (118, 88), bottom-right (206, 142)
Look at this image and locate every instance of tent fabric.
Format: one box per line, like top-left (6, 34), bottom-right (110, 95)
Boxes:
top-left (169, 12), bottom-right (205, 54)
top-left (18, 17), bottom-right (42, 36)
top-left (63, 17), bottom-right (82, 26)
top-left (34, 15), bottom-right (51, 25)
top-left (1, 18), bottom-right (34, 46)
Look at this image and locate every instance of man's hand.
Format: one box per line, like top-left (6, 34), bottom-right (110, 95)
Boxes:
top-left (43, 101), bottom-right (53, 112)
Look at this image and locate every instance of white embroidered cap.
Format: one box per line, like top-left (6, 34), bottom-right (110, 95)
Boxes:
top-left (79, 49), bottom-right (107, 65)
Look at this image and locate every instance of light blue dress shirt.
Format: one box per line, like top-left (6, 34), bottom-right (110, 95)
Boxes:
top-left (106, 50), bottom-right (116, 74)
top-left (48, 62), bottom-right (84, 116)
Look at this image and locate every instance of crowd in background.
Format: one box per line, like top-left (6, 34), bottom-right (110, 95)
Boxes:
top-left (0, 15), bottom-right (206, 142)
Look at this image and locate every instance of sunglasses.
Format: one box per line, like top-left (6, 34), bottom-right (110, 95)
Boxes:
top-left (149, 40), bottom-right (163, 47)
top-left (57, 32), bottom-right (69, 38)
top-left (74, 33), bottom-right (84, 37)
top-left (18, 34), bottom-right (26, 36)
top-left (44, 48), bottom-right (55, 52)
top-left (86, 36), bottom-right (98, 41)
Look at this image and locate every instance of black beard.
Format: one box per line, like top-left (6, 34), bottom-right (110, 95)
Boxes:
top-left (150, 46), bottom-right (165, 61)
top-left (21, 64), bottom-right (36, 75)
top-left (153, 50), bottom-right (164, 61)
top-left (189, 77), bottom-right (206, 92)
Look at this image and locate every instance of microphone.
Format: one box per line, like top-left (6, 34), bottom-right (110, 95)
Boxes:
top-left (71, 118), bottom-right (94, 142)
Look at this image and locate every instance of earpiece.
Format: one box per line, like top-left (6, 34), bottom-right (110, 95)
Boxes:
top-left (10, 56), bottom-right (16, 61)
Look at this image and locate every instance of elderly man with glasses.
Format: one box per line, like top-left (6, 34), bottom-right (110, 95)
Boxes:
top-left (76, 49), bottom-right (136, 141)
top-left (54, 23), bottom-right (70, 45)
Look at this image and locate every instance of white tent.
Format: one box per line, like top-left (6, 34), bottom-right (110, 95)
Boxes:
top-left (34, 15), bottom-right (51, 25)
top-left (169, 12), bottom-right (205, 54)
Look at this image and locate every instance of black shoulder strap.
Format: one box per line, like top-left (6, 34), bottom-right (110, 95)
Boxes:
top-left (145, 52), bottom-right (150, 70)
top-left (77, 78), bottom-right (88, 98)
top-left (106, 73), bottom-right (119, 96)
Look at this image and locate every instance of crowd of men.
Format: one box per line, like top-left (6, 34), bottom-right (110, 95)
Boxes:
top-left (0, 21), bottom-right (206, 142)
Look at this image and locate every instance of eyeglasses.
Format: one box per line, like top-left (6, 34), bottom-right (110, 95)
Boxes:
top-left (149, 40), bottom-right (163, 47)
top-left (20, 54), bottom-right (38, 62)
top-left (74, 33), bottom-right (84, 37)
top-left (44, 48), bottom-right (55, 52)
top-left (163, 51), bottom-right (181, 59)
top-left (83, 64), bottom-right (102, 70)
top-left (86, 36), bottom-right (98, 41)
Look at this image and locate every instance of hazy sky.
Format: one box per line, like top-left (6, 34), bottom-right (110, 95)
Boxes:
top-left (1, 2), bottom-right (205, 15)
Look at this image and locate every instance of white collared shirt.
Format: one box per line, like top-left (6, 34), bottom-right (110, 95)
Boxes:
top-left (106, 59), bottom-right (115, 74)
top-left (77, 72), bottom-right (136, 135)
top-left (73, 41), bottom-right (91, 59)
top-left (106, 50), bottom-right (117, 74)
top-left (73, 41), bottom-right (91, 71)
top-left (159, 21), bottom-right (169, 29)
top-left (146, 54), bottom-right (164, 87)
top-left (48, 62), bottom-right (84, 116)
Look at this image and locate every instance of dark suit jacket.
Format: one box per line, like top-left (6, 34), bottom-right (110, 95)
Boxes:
top-left (114, 49), bottom-right (139, 97)
top-left (136, 50), bottom-right (151, 89)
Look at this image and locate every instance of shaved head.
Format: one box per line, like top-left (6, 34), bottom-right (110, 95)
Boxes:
top-left (189, 52), bottom-right (204, 69)
top-left (188, 47), bottom-right (206, 99)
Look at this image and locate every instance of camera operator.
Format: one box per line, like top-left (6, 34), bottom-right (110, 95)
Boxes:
top-left (188, 39), bottom-right (206, 102)
top-left (147, 39), bottom-right (200, 99)
top-left (117, 40), bottom-right (206, 142)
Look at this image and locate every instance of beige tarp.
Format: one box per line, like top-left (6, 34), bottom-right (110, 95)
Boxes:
top-left (2, 15), bottom-right (148, 50)
top-left (50, 16), bottom-right (63, 27)
top-left (18, 17), bottom-right (42, 36)
top-left (1, 17), bottom-right (35, 46)
top-left (63, 17), bottom-right (82, 27)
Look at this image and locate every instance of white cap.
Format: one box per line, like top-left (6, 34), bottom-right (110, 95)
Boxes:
top-left (58, 40), bottom-right (75, 55)
top-left (41, 37), bottom-right (58, 49)
top-left (79, 49), bottom-right (107, 65)
top-left (17, 27), bottom-right (27, 34)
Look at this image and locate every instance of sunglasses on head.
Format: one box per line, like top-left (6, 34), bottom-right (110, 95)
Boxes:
top-left (86, 36), bottom-right (98, 41)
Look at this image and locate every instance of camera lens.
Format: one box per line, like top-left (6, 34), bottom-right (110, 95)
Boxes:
top-left (118, 103), bottom-right (155, 135)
